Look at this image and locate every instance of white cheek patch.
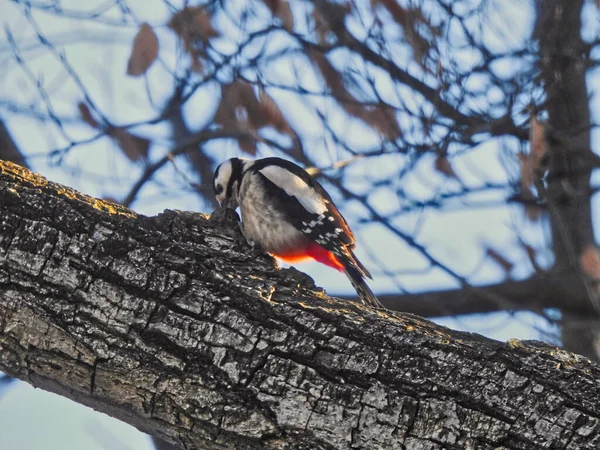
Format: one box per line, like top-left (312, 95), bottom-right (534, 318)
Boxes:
top-left (215, 160), bottom-right (233, 191)
top-left (259, 166), bottom-right (328, 215)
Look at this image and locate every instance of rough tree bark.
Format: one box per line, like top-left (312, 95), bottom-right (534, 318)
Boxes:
top-left (1, 160), bottom-right (600, 450)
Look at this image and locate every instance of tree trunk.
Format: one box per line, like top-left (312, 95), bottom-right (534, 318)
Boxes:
top-left (1, 160), bottom-right (600, 449)
top-left (534, 0), bottom-right (599, 360)
top-left (535, 0), bottom-right (594, 267)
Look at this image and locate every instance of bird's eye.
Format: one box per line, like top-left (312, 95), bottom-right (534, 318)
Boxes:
top-left (215, 184), bottom-right (224, 195)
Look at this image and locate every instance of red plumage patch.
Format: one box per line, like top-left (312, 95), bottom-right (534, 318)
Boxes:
top-left (271, 242), bottom-right (345, 272)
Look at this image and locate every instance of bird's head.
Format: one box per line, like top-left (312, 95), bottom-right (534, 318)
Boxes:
top-left (213, 157), bottom-right (249, 210)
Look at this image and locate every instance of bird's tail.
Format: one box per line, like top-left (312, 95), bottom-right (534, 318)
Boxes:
top-left (344, 266), bottom-right (385, 309)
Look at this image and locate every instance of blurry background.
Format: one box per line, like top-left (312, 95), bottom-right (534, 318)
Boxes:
top-left (0, 0), bottom-right (599, 448)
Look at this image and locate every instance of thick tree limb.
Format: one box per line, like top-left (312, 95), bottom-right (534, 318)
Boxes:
top-left (353, 272), bottom-right (596, 318)
top-left (1, 160), bottom-right (600, 449)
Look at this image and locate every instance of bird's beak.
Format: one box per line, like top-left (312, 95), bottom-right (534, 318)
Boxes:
top-left (219, 197), bottom-right (229, 209)
top-left (215, 192), bottom-right (225, 207)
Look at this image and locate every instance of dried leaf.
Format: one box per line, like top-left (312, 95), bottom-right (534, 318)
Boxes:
top-left (580, 245), bottom-right (600, 282)
top-left (312, 1), bottom-right (351, 43)
top-left (434, 155), bottom-right (459, 180)
top-left (78, 102), bottom-right (100, 129)
top-left (261, 0), bottom-right (294, 32)
top-left (519, 115), bottom-right (548, 193)
top-left (518, 152), bottom-right (534, 191)
top-left (277, 0), bottom-right (294, 32)
top-left (486, 247), bottom-right (514, 274)
top-left (127, 23), bottom-right (159, 76)
top-left (214, 81), bottom-right (263, 130)
top-left (258, 88), bottom-right (293, 135)
top-left (310, 51), bottom-right (348, 101)
top-left (313, 8), bottom-right (330, 44)
top-left (238, 138), bottom-right (258, 156)
top-left (214, 82), bottom-right (298, 152)
top-left (168, 6), bottom-right (219, 41)
top-left (365, 107), bottom-right (402, 140)
top-left (525, 204), bottom-right (543, 222)
top-left (213, 81), bottom-right (263, 154)
top-left (403, 25), bottom-right (432, 67)
top-left (372, 0), bottom-right (428, 31)
top-left (110, 128), bottom-right (150, 162)
top-left (168, 6), bottom-right (219, 71)
top-left (371, 0), bottom-right (438, 68)
top-left (309, 51), bottom-right (401, 139)
top-left (529, 115), bottom-right (547, 168)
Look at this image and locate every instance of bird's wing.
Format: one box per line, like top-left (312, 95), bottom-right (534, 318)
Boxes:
top-left (251, 159), bottom-right (355, 248)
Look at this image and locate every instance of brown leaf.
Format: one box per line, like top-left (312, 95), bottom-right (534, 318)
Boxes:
top-left (310, 51), bottom-right (349, 101)
top-left (213, 81), bottom-right (263, 154)
top-left (109, 128), bottom-right (150, 162)
top-left (403, 25), bottom-right (432, 67)
top-left (371, 0), bottom-right (438, 68)
top-left (312, 1), bottom-right (351, 43)
top-left (518, 152), bottom-right (534, 191)
top-left (309, 51), bottom-right (401, 139)
top-left (580, 245), bottom-right (600, 282)
top-left (78, 102), bottom-right (100, 129)
top-left (486, 247), bottom-right (514, 274)
top-left (519, 115), bottom-right (548, 192)
top-left (238, 138), bottom-right (258, 156)
top-left (258, 88), bottom-right (293, 135)
top-left (529, 115), bottom-right (547, 169)
top-left (277, 0), bottom-right (294, 32)
top-left (363, 106), bottom-right (402, 140)
top-left (168, 6), bottom-right (219, 41)
top-left (127, 23), bottom-right (159, 77)
top-left (313, 7), bottom-right (330, 44)
top-left (168, 6), bottom-right (219, 71)
top-left (434, 155), bottom-right (459, 180)
top-left (261, 0), bottom-right (294, 32)
top-left (214, 81), bottom-right (263, 130)
top-left (524, 204), bottom-right (543, 222)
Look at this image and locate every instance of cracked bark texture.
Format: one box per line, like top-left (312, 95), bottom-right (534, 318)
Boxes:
top-left (1, 161), bottom-right (600, 450)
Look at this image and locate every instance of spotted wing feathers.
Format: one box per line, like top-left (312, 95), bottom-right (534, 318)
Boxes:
top-left (250, 157), bottom-right (371, 279)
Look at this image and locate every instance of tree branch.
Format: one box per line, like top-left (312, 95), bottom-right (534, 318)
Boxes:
top-left (339, 272), bottom-right (596, 318)
top-left (1, 160), bottom-right (600, 449)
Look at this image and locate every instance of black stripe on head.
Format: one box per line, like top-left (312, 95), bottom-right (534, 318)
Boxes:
top-left (226, 157), bottom-right (244, 199)
top-left (213, 164), bottom-right (223, 197)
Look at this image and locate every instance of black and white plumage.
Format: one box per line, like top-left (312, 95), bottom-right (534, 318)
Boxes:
top-left (213, 157), bottom-right (384, 309)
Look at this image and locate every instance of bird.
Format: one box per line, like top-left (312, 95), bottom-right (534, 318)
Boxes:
top-left (212, 156), bottom-right (384, 309)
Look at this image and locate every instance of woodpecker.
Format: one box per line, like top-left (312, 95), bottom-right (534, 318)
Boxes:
top-left (213, 156), bottom-right (384, 309)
